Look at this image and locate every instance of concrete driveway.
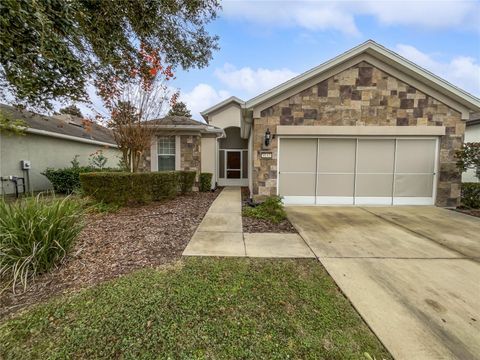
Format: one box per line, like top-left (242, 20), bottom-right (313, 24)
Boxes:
top-left (287, 206), bottom-right (480, 360)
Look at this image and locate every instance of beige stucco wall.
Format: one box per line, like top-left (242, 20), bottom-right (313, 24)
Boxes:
top-left (0, 133), bottom-right (120, 195)
top-left (463, 123), bottom-right (480, 182)
top-left (208, 104), bottom-right (242, 129)
top-left (201, 136), bottom-right (216, 189)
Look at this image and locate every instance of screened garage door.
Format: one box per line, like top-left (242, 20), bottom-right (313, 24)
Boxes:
top-left (278, 137), bottom-right (437, 205)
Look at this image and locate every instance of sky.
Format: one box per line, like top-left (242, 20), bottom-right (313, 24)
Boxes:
top-left (80, 0), bottom-right (480, 121)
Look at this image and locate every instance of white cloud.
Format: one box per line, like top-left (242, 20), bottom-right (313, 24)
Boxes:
top-left (222, 1), bottom-right (359, 35)
top-left (396, 44), bottom-right (480, 96)
top-left (222, 0), bottom-right (480, 34)
top-left (180, 83), bottom-right (230, 120)
top-left (362, 0), bottom-right (480, 31)
top-left (214, 63), bottom-right (298, 94)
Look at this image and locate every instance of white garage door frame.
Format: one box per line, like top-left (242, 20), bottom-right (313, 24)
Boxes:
top-left (277, 136), bottom-right (439, 206)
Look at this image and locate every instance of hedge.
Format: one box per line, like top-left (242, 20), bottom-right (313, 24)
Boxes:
top-left (42, 167), bottom-right (92, 194)
top-left (42, 167), bottom-right (120, 194)
top-left (461, 182), bottom-right (480, 209)
top-left (80, 171), bottom-right (195, 205)
top-left (199, 173), bottom-right (213, 192)
top-left (177, 171), bottom-right (196, 194)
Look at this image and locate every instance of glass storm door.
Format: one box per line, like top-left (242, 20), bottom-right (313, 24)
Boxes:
top-left (226, 151), bottom-right (241, 179)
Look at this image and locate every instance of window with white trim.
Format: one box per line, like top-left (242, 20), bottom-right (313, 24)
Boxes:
top-left (157, 136), bottom-right (175, 171)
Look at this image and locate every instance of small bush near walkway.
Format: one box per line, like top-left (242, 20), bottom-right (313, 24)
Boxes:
top-left (199, 172), bottom-right (213, 192)
top-left (80, 171), bottom-right (196, 205)
top-left (0, 196), bottom-right (84, 292)
top-left (243, 196), bottom-right (287, 224)
top-left (461, 183), bottom-right (480, 209)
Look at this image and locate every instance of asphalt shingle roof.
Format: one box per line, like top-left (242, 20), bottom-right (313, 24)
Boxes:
top-left (0, 104), bottom-right (116, 144)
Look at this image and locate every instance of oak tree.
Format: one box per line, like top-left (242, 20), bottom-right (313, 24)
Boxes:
top-left (0, 0), bottom-right (220, 110)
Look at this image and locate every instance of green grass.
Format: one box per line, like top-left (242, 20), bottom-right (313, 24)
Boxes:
top-left (0, 258), bottom-right (391, 359)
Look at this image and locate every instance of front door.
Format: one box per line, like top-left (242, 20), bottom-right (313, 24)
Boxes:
top-left (226, 150), bottom-right (241, 179)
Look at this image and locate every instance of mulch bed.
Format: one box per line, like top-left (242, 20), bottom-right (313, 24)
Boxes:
top-left (453, 208), bottom-right (480, 218)
top-left (241, 187), bottom-right (297, 233)
top-left (0, 190), bottom-right (220, 320)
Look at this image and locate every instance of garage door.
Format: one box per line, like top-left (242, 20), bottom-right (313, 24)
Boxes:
top-left (278, 138), bottom-right (437, 205)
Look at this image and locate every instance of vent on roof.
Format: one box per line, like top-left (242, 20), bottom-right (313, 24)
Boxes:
top-left (68, 121), bottom-right (84, 128)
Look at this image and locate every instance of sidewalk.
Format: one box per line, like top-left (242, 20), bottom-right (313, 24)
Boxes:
top-left (183, 187), bottom-right (314, 258)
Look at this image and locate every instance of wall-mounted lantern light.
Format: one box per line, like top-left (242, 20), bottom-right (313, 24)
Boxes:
top-left (264, 128), bottom-right (271, 147)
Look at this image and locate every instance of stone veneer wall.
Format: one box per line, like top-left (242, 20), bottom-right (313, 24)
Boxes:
top-left (253, 61), bottom-right (465, 207)
top-left (180, 135), bottom-right (201, 182)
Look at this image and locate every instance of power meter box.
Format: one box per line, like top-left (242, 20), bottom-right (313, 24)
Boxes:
top-left (20, 160), bottom-right (31, 170)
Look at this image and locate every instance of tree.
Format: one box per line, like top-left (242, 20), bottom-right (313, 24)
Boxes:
top-left (0, 112), bottom-right (26, 136)
top-left (99, 44), bottom-right (178, 172)
top-left (0, 0), bottom-right (220, 110)
top-left (456, 142), bottom-right (480, 180)
top-left (167, 101), bottom-right (192, 117)
top-left (59, 105), bottom-right (84, 118)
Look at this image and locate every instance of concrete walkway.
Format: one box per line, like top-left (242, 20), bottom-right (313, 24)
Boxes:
top-left (183, 187), bottom-right (314, 258)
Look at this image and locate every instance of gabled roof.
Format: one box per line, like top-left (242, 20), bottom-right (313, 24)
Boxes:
top-left (200, 96), bottom-right (244, 121)
top-left (145, 115), bottom-right (224, 135)
top-left (146, 115), bottom-right (207, 126)
top-left (245, 40), bottom-right (480, 115)
top-left (0, 104), bottom-right (116, 146)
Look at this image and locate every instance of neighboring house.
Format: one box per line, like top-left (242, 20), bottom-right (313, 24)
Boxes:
top-left (463, 112), bottom-right (480, 183)
top-left (145, 116), bottom-right (224, 188)
top-left (0, 104), bottom-right (120, 195)
top-left (200, 40), bottom-right (480, 207)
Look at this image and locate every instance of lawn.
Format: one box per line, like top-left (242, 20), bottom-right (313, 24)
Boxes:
top-left (0, 258), bottom-right (391, 359)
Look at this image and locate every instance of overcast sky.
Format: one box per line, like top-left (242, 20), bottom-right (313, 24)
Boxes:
top-left (78, 0), bottom-right (480, 120)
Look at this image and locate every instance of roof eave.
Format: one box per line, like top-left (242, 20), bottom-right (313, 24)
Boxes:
top-left (200, 96), bottom-right (245, 120)
top-left (244, 40), bottom-right (480, 115)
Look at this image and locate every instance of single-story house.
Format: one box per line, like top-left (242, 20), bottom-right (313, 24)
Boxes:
top-left (144, 116), bottom-right (224, 189)
top-left (0, 104), bottom-right (121, 195)
top-left (192, 40), bottom-right (480, 207)
top-left (463, 112), bottom-right (480, 182)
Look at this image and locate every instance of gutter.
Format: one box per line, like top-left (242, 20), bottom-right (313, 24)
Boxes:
top-left (26, 128), bottom-right (118, 148)
top-left (146, 124), bottom-right (225, 136)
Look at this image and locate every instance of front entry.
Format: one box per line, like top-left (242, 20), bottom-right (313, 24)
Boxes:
top-left (218, 127), bottom-right (248, 186)
top-left (226, 150), bottom-right (241, 179)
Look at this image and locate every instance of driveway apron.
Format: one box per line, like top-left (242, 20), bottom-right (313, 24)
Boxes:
top-left (287, 206), bottom-right (480, 360)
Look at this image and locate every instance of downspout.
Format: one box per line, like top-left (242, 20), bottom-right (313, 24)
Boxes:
top-left (242, 109), bottom-right (254, 199)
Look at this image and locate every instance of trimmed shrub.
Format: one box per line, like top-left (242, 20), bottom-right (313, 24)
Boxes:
top-left (42, 167), bottom-right (92, 194)
top-left (150, 171), bottom-right (177, 200)
top-left (177, 171), bottom-right (196, 194)
top-left (243, 196), bottom-right (287, 224)
top-left (461, 182), bottom-right (480, 209)
top-left (80, 172), bottom-right (178, 205)
top-left (199, 172), bottom-right (213, 192)
top-left (0, 195), bottom-right (84, 291)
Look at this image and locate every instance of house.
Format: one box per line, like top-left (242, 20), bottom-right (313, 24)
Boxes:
top-left (199, 40), bottom-right (480, 207)
top-left (0, 104), bottom-right (121, 195)
top-left (146, 116), bottom-right (224, 187)
top-left (463, 112), bottom-right (480, 182)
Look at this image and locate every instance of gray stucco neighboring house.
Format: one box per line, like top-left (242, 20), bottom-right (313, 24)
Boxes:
top-left (0, 104), bottom-right (121, 195)
top-left (463, 112), bottom-right (480, 182)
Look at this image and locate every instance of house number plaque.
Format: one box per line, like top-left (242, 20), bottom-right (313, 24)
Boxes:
top-left (260, 152), bottom-right (272, 159)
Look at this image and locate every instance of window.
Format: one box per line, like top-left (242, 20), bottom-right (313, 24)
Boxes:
top-left (157, 136), bottom-right (176, 171)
